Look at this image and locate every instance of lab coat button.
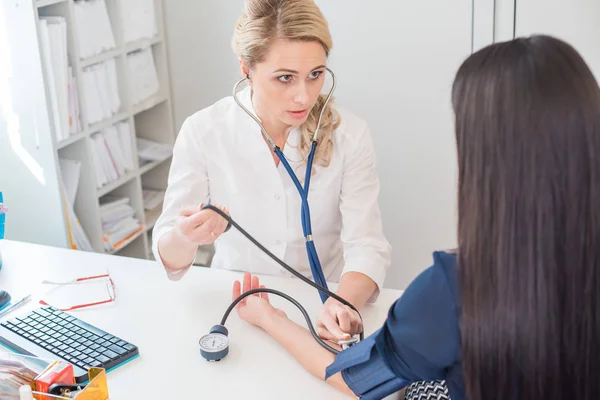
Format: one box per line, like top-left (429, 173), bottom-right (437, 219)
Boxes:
top-left (276, 240), bottom-right (281, 245)
top-left (274, 194), bottom-right (280, 200)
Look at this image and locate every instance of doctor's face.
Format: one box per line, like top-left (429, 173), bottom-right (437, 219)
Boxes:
top-left (246, 39), bottom-right (328, 130)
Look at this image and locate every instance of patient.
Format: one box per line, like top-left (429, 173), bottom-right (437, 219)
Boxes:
top-left (231, 34), bottom-right (600, 400)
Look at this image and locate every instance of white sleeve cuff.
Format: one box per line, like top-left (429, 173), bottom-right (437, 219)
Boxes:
top-left (152, 228), bottom-right (196, 281)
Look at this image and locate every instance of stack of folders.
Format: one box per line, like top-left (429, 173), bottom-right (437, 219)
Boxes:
top-left (142, 189), bottom-right (165, 212)
top-left (99, 197), bottom-right (143, 252)
top-left (127, 48), bottom-right (160, 105)
top-left (90, 122), bottom-right (135, 189)
top-left (136, 138), bottom-right (173, 166)
top-left (82, 59), bottom-right (121, 125)
top-left (119, 0), bottom-right (158, 43)
top-left (58, 158), bottom-right (94, 251)
top-left (38, 17), bottom-right (82, 143)
top-left (73, 0), bottom-right (116, 59)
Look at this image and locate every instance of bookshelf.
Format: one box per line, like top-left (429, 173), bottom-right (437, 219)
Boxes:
top-left (32, 0), bottom-right (175, 261)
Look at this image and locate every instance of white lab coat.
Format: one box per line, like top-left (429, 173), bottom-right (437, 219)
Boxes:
top-left (152, 86), bottom-right (391, 299)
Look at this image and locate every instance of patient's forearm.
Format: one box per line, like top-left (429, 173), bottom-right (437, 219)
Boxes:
top-left (261, 313), bottom-right (356, 397)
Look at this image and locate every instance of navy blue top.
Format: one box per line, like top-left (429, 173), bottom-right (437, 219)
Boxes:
top-left (325, 251), bottom-right (465, 400)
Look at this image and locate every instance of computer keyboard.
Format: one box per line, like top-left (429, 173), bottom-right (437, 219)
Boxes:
top-left (0, 305), bottom-right (139, 382)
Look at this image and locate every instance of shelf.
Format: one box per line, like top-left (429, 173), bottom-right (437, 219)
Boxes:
top-left (107, 227), bottom-right (145, 255)
top-left (138, 155), bottom-right (172, 176)
top-left (132, 92), bottom-right (168, 115)
top-left (84, 112), bottom-right (130, 136)
top-left (36, 0), bottom-right (66, 8)
top-left (143, 207), bottom-right (162, 233)
top-left (56, 131), bottom-right (88, 150)
top-left (29, 0), bottom-right (174, 265)
top-left (123, 36), bottom-right (161, 55)
top-left (97, 170), bottom-right (138, 198)
top-left (80, 47), bottom-right (121, 69)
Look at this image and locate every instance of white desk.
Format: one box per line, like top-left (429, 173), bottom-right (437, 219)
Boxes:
top-left (0, 240), bottom-right (402, 399)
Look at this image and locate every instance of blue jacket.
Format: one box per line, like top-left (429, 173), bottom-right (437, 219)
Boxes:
top-left (326, 251), bottom-right (465, 399)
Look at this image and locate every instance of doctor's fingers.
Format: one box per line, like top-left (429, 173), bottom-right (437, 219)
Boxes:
top-left (319, 309), bottom-right (351, 340)
top-left (336, 307), bottom-right (362, 335)
top-left (188, 220), bottom-right (220, 243)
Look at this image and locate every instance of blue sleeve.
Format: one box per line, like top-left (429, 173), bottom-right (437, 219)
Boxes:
top-left (325, 257), bottom-right (459, 398)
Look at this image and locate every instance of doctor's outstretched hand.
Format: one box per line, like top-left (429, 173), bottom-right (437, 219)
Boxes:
top-left (174, 203), bottom-right (230, 246)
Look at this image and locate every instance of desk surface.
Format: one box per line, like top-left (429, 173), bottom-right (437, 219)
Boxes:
top-left (0, 240), bottom-right (402, 399)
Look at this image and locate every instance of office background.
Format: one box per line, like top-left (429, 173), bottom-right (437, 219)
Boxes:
top-left (1, 0), bottom-right (599, 289)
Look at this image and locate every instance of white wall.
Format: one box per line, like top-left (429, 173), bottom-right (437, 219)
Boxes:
top-left (515, 0), bottom-right (600, 79)
top-left (163, 2), bottom-right (243, 130)
top-left (316, 1), bottom-right (471, 289)
top-left (163, 1), bottom-right (474, 289)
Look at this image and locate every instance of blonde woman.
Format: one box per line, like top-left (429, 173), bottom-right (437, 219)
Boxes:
top-left (152, 0), bottom-right (391, 341)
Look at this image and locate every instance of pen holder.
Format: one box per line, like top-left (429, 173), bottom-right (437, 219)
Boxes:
top-left (0, 352), bottom-right (110, 400)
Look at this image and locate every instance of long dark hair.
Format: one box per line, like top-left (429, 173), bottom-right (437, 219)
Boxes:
top-left (453, 35), bottom-right (600, 400)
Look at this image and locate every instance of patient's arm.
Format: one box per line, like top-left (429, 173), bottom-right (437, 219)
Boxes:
top-left (232, 273), bottom-right (356, 398)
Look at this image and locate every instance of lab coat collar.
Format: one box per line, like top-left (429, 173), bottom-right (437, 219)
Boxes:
top-left (235, 84), bottom-right (304, 168)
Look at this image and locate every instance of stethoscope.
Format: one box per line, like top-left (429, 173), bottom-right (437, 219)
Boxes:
top-left (198, 69), bottom-right (365, 362)
top-left (232, 68), bottom-right (338, 303)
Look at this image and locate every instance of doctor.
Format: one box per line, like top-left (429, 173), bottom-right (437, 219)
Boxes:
top-left (152, 0), bottom-right (391, 341)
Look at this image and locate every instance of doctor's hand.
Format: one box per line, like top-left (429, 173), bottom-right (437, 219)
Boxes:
top-left (233, 272), bottom-right (287, 328)
top-left (174, 203), bottom-right (230, 246)
top-left (316, 298), bottom-right (363, 342)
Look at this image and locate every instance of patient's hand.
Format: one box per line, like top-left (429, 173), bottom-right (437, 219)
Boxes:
top-left (232, 272), bottom-right (287, 328)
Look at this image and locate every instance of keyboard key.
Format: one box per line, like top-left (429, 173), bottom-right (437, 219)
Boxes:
top-left (35, 309), bottom-right (51, 318)
top-left (71, 351), bottom-right (82, 358)
top-left (89, 351), bottom-right (101, 359)
top-left (116, 340), bottom-right (128, 347)
top-left (73, 320), bottom-right (107, 336)
top-left (108, 344), bottom-right (127, 355)
top-left (97, 355), bottom-right (110, 364)
top-left (103, 349), bottom-right (118, 358)
top-left (90, 360), bottom-right (102, 367)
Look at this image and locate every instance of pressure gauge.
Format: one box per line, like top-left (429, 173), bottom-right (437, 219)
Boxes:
top-left (199, 325), bottom-right (229, 361)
